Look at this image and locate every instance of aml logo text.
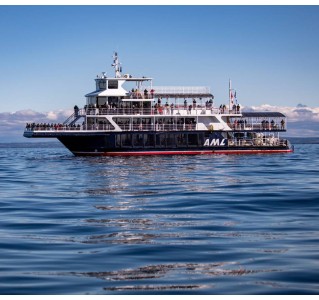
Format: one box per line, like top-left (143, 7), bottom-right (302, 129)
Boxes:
top-left (203, 138), bottom-right (226, 146)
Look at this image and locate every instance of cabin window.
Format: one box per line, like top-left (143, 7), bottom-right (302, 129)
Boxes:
top-left (116, 135), bottom-right (121, 148)
top-left (176, 133), bottom-right (187, 147)
top-left (108, 80), bottom-right (118, 89)
top-left (188, 133), bottom-right (199, 146)
top-left (198, 133), bottom-right (205, 145)
top-left (133, 134), bottom-right (144, 147)
top-left (166, 134), bottom-right (176, 148)
top-left (156, 133), bottom-right (166, 147)
top-left (121, 133), bottom-right (132, 147)
top-left (144, 134), bottom-right (155, 147)
top-left (103, 134), bottom-right (113, 148)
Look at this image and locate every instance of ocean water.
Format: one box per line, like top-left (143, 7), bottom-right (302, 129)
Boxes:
top-left (0, 141), bottom-right (319, 295)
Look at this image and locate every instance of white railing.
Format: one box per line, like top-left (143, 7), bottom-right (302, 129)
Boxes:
top-left (228, 138), bottom-right (288, 147)
top-left (25, 124), bottom-right (197, 132)
top-left (82, 106), bottom-right (223, 116)
top-left (149, 86), bottom-right (211, 95)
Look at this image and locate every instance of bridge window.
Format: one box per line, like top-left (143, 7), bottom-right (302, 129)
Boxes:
top-left (108, 80), bottom-right (118, 89)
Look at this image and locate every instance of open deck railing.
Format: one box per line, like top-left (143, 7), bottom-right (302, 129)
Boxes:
top-left (79, 106), bottom-right (240, 117)
top-left (24, 123), bottom-right (198, 132)
top-left (231, 123), bottom-right (286, 131)
top-left (25, 121), bottom-right (286, 133)
top-left (228, 138), bottom-right (288, 147)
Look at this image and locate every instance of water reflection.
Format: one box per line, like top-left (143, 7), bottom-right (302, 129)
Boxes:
top-left (70, 261), bottom-right (279, 292)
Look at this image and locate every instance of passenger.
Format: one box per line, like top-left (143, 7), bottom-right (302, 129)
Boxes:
top-left (265, 120), bottom-right (269, 130)
top-left (222, 104), bottom-right (226, 113)
top-left (154, 103), bottom-right (158, 115)
top-left (74, 105), bottom-right (79, 117)
top-left (281, 119), bottom-right (285, 130)
top-left (232, 104), bottom-right (236, 113)
top-left (188, 104), bottom-right (192, 114)
top-left (184, 99), bottom-right (187, 109)
top-left (193, 99), bottom-right (196, 109)
top-left (170, 103), bottom-right (174, 115)
top-left (165, 102), bottom-right (169, 114)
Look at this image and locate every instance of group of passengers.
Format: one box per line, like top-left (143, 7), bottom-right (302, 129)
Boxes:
top-left (232, 119), bottom-right (285, 130)
top-left (153, 100), bottom-right (175, 115)
top-left (261, 119), bottom-right (279, 130)
top-left (25, 123), bottom-right (81, 131)
top-left (233, 119), bottom-right (247, 129)
top-left (116, 117), bottom-right (196, 131)
top-left (219, 104), bottom-right (227, 114)
top-left (87, 103), bottom-right (118, 109)
top-left (127, 88), bottom-right (155, 99)
top-left (231, 104), bottom-right (241, 114)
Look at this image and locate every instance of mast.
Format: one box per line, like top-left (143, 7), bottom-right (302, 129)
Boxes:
top-left (111, 52), bottom-right (122, 78)
top-left (229, 79), bottom-right (234, 112)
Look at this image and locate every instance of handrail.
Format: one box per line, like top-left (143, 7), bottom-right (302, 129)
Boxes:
top-left (231, 123), bottom-right (286, 130)
top-left (228, 138), bottom-right (288, 147)
top-left (63, 112), bottom-right (75, 125)
top-left (80, 106), bottom-right (238, 116)
top-left (24, 123), bottom-right (197, 132)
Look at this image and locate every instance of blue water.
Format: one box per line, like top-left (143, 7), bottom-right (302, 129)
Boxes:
top-left (0, 141), bottom-right (319, 294)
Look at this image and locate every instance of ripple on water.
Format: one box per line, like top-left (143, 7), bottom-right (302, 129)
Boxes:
top-left (0, 144), bottom-right (319, 294)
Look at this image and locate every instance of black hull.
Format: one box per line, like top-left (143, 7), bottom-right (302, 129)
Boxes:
top-left (27, 130), bottom-right (293, 156)
top-left (24, 130), bottom-right (293, 156)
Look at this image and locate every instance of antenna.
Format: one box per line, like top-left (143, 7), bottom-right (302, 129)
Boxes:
top-left (111, 52), bottom-right (122, 78)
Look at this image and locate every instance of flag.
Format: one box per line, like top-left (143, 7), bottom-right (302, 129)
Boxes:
top-left (230, 91), bottom-right (234, 105)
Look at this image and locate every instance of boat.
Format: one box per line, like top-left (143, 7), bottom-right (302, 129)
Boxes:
top-left (24, 52), bottom-right (294, 156)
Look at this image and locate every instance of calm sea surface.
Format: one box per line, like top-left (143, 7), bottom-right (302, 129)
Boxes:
top-left (0, 141), bottom-right (319, 295)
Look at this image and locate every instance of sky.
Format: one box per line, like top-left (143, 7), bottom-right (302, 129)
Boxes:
top-left (0, 4), bottom-right (319, 141)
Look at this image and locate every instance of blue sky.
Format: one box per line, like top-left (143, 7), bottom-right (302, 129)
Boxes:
top-left (1, 5), bottom-right (319, 113)
top-left (1, 4), bottom-right (319, 142)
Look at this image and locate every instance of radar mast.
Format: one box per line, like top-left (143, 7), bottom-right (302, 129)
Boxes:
top-left (111, 52), bottom-right (122, 78)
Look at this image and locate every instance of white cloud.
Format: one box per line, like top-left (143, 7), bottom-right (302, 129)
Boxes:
top-left (242, 104), bottom-right (319, 122)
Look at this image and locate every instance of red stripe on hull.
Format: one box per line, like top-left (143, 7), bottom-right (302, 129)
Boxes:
top-left (74, 149), bottom-right (293, 156)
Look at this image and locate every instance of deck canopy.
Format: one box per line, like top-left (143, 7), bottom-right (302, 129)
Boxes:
top-left (242, 112), bottom-right (286, 118)
top-left (150, 86), bottom-right (213, 99)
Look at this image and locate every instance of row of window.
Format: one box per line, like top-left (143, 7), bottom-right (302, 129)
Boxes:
top-left (114, 132), bottom-right (220, 148)
top-left (96, 80), bottom-right (118, 90)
